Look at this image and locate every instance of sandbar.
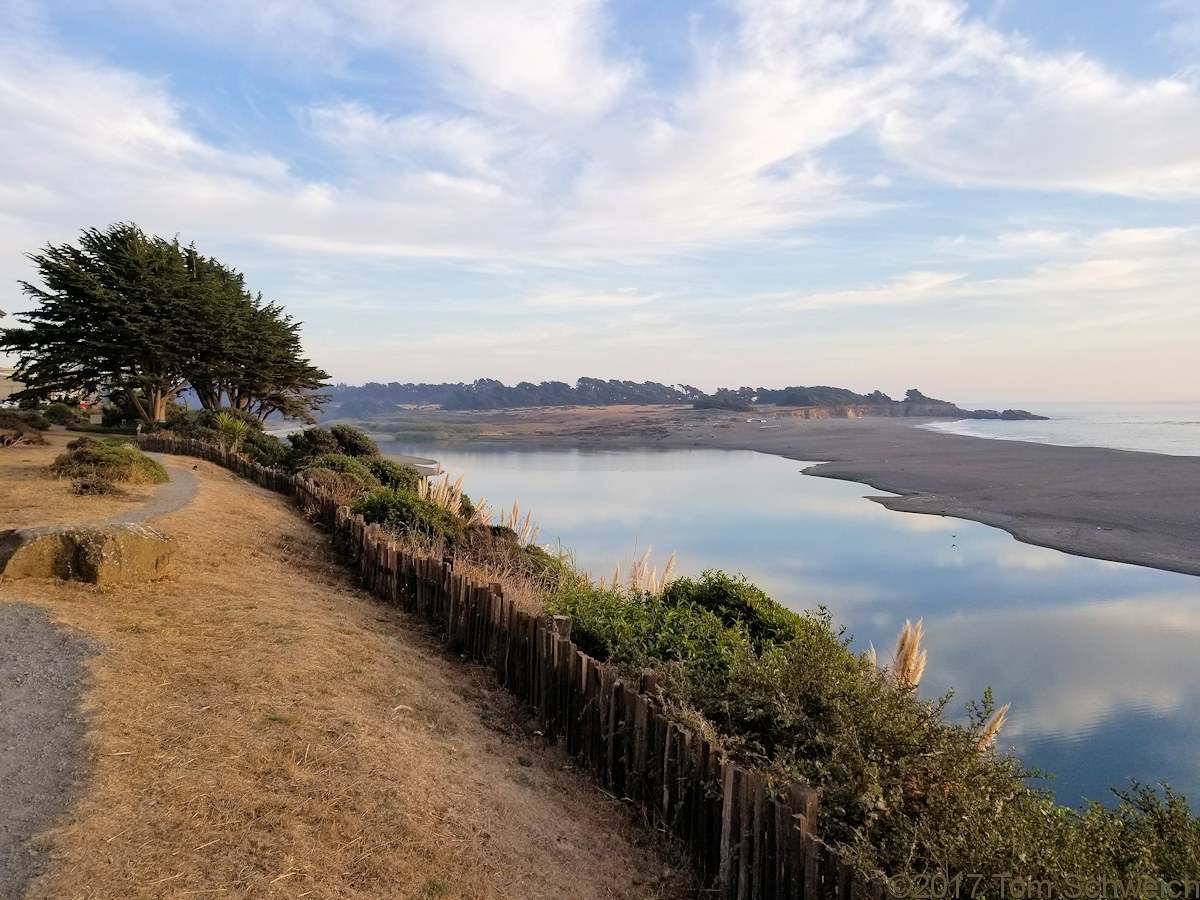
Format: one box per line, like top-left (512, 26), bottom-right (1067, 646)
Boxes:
top-left (370, 406), bottom-right (1200, 578)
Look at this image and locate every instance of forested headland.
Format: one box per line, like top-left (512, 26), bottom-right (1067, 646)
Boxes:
top-left (323, 380), bottom-right (1045, 420)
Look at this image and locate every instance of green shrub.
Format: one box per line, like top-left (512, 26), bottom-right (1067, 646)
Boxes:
top-left (330, 424), bottom-right (381, 457)
top-left (543, 570), bottom-right (1041, 881)
top-left (210, 411), bottom-right (251, 452)
top-left (287, 427), bottom-right (340, 468)
top-left (193, 406), bottom-right (262, 431)
top-left (241, 430), bottom-right (291, 468)
top-left (100, 404), bottom-right (129, 428)
top-left (660, 570), bottom-right (811, 651)
top-left (354, 488), bottom-right (464, 542)
top-left (306, 453), bottom-right (380, 483)
top-left (10, 409), bottom-right (51, 430)
top-left (544, 565), bottom-right (1200, 883)
top-left (156, 407), bottom-right (291, 467)
top-left (298, 453), bottom-right (380, 503)
top-left (361, 457), bottom-right (423, 492)
top-left (51, 440), bottom-right (168, 484)
top-left (43, 401), bottom-right (87, 426)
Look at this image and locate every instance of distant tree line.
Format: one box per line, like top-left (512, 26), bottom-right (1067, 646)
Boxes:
top-left (326, 379), bottom-right (902, 415)
top-left (325, 381), bottom-right (1047, 420)
top-left (326, 378), bottom-right (706, 416)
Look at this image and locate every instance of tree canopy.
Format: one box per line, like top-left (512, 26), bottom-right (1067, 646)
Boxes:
top-left (0, 223), bottom-right (329, 422)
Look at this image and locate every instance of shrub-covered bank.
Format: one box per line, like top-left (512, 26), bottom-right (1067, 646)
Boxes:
top-left (159, 416), bottom-right (1200, 888)
top-left (548, 572), bottom-right (1200, 882)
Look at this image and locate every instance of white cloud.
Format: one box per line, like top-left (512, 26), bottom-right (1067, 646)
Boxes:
top-left (98, 0), bottom-right (633, 119)
top-left (4, 0), bottom-right (1200, 402)
top-left (383, 0), bottom-right (636, 118)
top-left (783, 270), bottom-right (966, 310)
top-left (10, 0), bottom-right (1200, 275)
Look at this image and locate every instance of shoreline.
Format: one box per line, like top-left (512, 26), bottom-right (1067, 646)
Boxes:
top-left (363, 407), bottom-right (1200, 578)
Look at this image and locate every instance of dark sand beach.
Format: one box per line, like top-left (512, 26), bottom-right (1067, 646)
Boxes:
top-left (373, 406), bottom-right (1200, 577)
top-left (670, 416), bottom-right (1200, 578)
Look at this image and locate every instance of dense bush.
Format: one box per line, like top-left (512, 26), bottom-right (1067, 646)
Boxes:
top-left (286, 427), bottom-right (340, 466)
top-left (353, 487), bottom-right (464, 543)
top-left (361, 456), bottom-right (423, 492)
top-left (43, 401), bottom-right (88, 426)
top-left (544, 569), bottom-right (1200, 886)
top-left (330, 423), bottom-right (380, 457)
top-left (241, 429), bottom-right (291, 468)
top-left (71, 472), bottom-right (122, 495)
top-left (449, 524), bottom-right (570, 583)
top-left (155, 407), bottom-right (291, 468)
top-left (301, 453), bottom-right (380, 501)
top-left (661, 571), bottom-right (810, 651)
top-left (8, 409), bottom-right (51, 430)
top-left (191, 406), bottom-right (261, 431)
top-left (51, 438), bottom-right (168, 484)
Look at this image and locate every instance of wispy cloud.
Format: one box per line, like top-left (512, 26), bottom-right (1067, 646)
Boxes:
top-left (2, 0), bottom-right (1200, 398)
top-left (782, 271), bottom-right (967, 310)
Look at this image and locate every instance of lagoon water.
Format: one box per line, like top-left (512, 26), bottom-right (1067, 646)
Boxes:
top-left (383, 409), bottom-right (1200, 809)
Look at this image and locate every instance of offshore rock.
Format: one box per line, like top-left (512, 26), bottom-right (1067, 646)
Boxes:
top-left (0, 524), bottom-right (174, 584)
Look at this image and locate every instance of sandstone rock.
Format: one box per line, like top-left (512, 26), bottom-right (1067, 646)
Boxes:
top-left (0, 524), bottom-right (174, 584)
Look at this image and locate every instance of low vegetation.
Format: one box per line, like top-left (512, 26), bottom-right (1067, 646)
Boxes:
top-left (0, 410), bottom-right (48, 445)
top-left (546, 571), bottom-right (1200, 885)
top-left (50, 436), bottom-right (168, 487)
top-left (41, 401), bottom-right (91, 426)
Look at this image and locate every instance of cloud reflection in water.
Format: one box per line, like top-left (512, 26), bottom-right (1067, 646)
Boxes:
top-left (388, 444), bottom-right (1200, 806)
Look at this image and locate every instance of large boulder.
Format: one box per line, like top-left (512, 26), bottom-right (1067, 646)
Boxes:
top-left (0, 524), bottom-right (174, 584)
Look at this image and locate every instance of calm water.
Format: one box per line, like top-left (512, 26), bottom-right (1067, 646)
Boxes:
top-left (383, 435), bottom-right (1200, 810)
top-left (923, 401), bottom-right (1200, 456)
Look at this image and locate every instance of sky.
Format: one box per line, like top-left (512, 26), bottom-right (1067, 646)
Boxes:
top-left (2, 0), bottom-right (1199, 404)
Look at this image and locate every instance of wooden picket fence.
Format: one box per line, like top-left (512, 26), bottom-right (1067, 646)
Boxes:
top-left (141, 435), bottom-right (890, 900)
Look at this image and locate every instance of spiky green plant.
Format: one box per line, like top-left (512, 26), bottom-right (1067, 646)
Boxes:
top-left (211, 410), bottom-right (250, 454)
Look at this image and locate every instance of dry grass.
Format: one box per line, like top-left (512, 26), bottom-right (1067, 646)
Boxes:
top-left (976, 703), bottom-right (1012, 753)
top-left (1, 432), bottom-right (157, 527)
top-left (599, 549), bottom-right (677, 596)
top-left (416, 471), bottom-right (468, 516)
top-left (889, 619), bottom-right (928, 690)
top-left (2, 451), bottom-right (696, 899)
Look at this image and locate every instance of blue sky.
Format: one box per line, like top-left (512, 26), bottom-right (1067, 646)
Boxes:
top-left (2, 0), bottom-right (1199, 403)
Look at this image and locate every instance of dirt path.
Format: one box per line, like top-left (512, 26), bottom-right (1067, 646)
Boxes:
top-left (1, 441), bottom-right (695, 898)
top-left (0, 603), bottom-right (96, 897)
top-left (2, 434), bottom-right (178, 899)
top-left (90, 453), bottom-right (198, 525)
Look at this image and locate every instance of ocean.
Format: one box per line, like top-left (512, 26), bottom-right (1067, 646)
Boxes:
top-left (381, 410), bottom-right (1200, 809)
top-left (922, 401), bottom-right (1200, 457)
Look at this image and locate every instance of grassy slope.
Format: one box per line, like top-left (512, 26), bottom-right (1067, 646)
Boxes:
top-left (2, 435), bottom-right (694, 899)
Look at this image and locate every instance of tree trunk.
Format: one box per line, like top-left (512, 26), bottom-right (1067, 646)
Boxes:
top-left (147, 389), bottom-right (169, 422)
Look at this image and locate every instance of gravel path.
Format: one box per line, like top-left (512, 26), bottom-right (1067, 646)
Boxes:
top-left (0, 604), bottom-right (97, 898)
top-left (91, 453), bottom-right (199, 525)
top-left (1, 455), bottom-right (196, 898)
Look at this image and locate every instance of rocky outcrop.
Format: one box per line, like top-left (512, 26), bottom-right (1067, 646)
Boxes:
top-left (0, 524), bottom-right (174, 584)
top-left (965, 408), bottom-right (1050, 421)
